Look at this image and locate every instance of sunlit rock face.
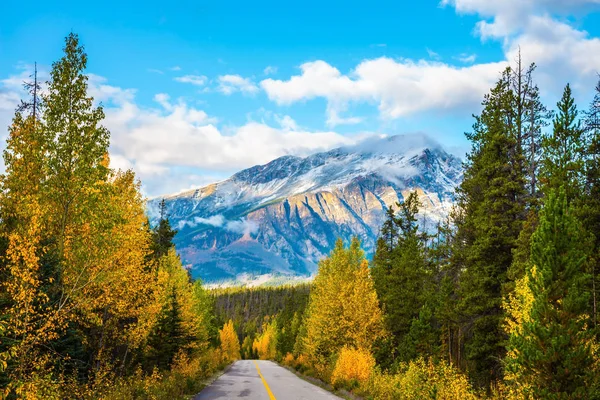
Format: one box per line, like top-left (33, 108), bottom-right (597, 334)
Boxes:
top-left (148, 134), bottom-right (463, 282)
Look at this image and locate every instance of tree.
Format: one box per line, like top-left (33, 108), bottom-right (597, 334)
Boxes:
top-left (504, 188), bottom-right (597, 398)
top-left (253, 319), bottom-right (278, 360)
top-left (582, 77), bottom-right (600, 328)
top-left (300, 238), bottom-right (384, 376)
top-left (145, 287), bottom-right (189, 370)
top-left (540, 84), bottom-right (586, 202)
top-left (219, 320), bottom-right (241, 362)
top-left (371, 192), bottom-right (434, 365)
top-left (455, 69), bottom-right (527, 386)
top-left (151, 199), bottom-right (178, 259)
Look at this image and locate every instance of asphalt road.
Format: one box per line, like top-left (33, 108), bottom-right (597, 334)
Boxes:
top-left (194, 360), bottom-right (342, 400)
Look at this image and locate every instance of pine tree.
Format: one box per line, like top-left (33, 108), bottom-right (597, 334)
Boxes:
top-left (455, 69), bottom-right (527, 386)
top-left (372, 192), bottom-right (433, 364)
top-left (505, 188), bottom-right (597, 398)
top-left (540, 84), bottom-right (586, 202)
top-left (151, 199), bottom-right (178, 259)
top-left (582, 78), bottom-right (600, 329)
top-left (145, 286), bottom-right (194, 370)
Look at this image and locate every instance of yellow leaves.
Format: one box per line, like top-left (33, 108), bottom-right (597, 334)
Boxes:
top-left (330, 346), bottom-right (375, 387)
top-left (504, 266), bottom-right (537, 337)
top-left (364, 358), bottom-right (478, 400)
top-left (219, 320), bottom-right (241, 363)
top-left (252, 320), bottom-right (278, 360)
top-left (301, 239), bottom-right (384, 371)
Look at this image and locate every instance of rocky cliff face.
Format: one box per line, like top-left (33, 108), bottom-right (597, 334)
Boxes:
top-left (148, 135), bottom-right (463, 282)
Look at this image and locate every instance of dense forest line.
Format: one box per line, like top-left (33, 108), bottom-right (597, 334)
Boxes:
top-left (1, 32), bottom-right (600, 400)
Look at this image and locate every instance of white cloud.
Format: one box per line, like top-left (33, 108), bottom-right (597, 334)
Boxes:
top-left (148, 68), bottom-right (163, 74)
top-left (458, 53), bottom-right (477, 63)
top-left (259, 2), bottom-right (600, 123)
top-left (174, 74), bottom-right (207, 86)
top-left (170, 66), bottom-right (182, 71)
top-left (442, 0), bottom-right (600, 95)
top-left (441, 0), bottom-right (600, 39)
top-left (89, 80), bottom-right (359, 196)
top-left (263, 65), bottom-right (278, 75)
top-left (261, 58), bottom-right (505, 120)
top-left (218, 74), bottom-right (259, 95)
top-left (427, 48), bottom-right (441, 60)
top-left (274, 114), bottom-right (299, 131)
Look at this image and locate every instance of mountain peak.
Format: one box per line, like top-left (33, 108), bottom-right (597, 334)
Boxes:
top-left (150, 134), bottom-right (462, 282)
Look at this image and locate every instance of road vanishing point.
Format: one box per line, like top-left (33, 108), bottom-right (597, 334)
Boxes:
top-left (194, 360), bottom-right (342, 400)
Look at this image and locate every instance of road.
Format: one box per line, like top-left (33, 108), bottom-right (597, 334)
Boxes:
top-left (194, 360), bottom-right (342, 400)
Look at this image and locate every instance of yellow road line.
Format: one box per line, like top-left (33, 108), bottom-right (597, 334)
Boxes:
top-left (253, 360), bottom-right (276, 400)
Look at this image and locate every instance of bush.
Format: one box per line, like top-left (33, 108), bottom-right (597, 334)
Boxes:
top-left (363, 358), bottom-right (478, 400)
top-left (330, 346), bottom-right (375, 390)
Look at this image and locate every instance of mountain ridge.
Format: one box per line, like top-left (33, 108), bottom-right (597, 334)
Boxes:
top-left (148, 134), bottom-right (463, 282)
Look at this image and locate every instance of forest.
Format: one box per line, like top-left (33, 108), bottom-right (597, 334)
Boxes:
top-left (1, 33), bottom-right (600, 399)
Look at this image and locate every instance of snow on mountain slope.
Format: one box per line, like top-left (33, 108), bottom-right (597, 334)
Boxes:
top-left (148, 134), bottom-right (463, 282)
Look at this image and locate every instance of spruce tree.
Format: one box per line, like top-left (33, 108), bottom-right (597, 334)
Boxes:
top-left (151, 199), bottom-right (178, 259)
top-left (455, 69), bottom-right (527, 386)
top-left (540, 84), bottom-right (585, 202)
top-left (372, 192), bottom-right (432, 364)
top-left (146, 287), bottom-right (190, 370)
top-left (505, 188), bottom-right (597, 398)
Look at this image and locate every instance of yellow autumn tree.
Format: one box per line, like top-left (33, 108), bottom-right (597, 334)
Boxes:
top-left (252, 319), bottom-right (278, 360)
top-left (300, 238), bottom-right (384, 375)
top-left (219, 320), bottom-right (241, 362)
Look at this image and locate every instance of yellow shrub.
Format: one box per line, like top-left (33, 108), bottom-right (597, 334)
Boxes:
top-left (295, 354), bottom-right (309, 368)
top-left (364, 358), bottom-right (478, 400)
top-left (282, 353), bottom-right (295, 367)
top-left (330, 346), bottom-right (375, 388)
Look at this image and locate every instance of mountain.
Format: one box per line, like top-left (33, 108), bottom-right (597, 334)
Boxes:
top-left (148, 134), bottom-right (463, 282)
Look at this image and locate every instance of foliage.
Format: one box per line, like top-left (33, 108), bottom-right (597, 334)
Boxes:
top-left (504, 188), bottom-right (598, 398)
top-left (330, 346), bottom-right (375, 389)
top-left (300, 238), bottom-right (384, 377)
top-left (363, 358), bottom-right (478, 400)
top-left (252, 319), bottom-right (278, 360)
top-left (219, 320), bottom-right (241, 363)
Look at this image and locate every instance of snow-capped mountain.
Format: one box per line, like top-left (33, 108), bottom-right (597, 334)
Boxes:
top-left (148, 134), bottom-right (463, 282)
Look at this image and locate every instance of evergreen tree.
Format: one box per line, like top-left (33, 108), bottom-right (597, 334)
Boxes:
top-left (582, 78), bottom-right (600, 328)
top-left (146, 287), bottom-right (190, 370)
top-left (505, 188), bottom-right (597, 398)
top-left (372, 192), bottom-right (433, 365)
top-left (522, 64), bottom-right (551, 201)
top-left (455, 69), bottom-right (527, 386)
top-left (540, 84), bottom-right (586, 202)
top-left (151, 199), bottom-right (178, 258)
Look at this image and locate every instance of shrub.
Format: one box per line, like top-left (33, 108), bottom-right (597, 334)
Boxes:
top-left (363, 358), bottom-right (478, 400)
top-left (330, 346), bottom-right (375, 390)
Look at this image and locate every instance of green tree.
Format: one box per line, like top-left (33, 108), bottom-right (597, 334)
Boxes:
top-left (146, 287), bottom-right (191, 370)
top-left (582, 78), bottom-right (600, 328)
top-left (540, 84), bottom-right (586, 202)
top-left (151, 199), bottom-right (178, 259)
top-left (455, 69), bottom-right (527, 386)
top-left (505, 188), bottom-right (597, 398)
top-left (372, 192), bottom-right (434, 365)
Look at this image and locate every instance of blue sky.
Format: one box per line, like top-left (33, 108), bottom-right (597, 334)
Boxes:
top-left (1, 0), bottom-right (600, 196)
